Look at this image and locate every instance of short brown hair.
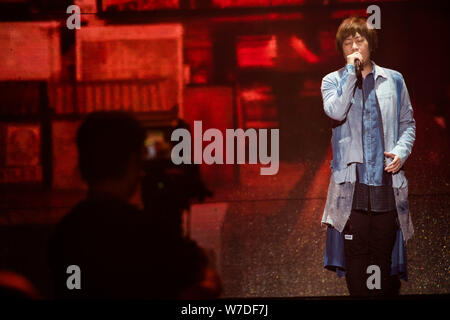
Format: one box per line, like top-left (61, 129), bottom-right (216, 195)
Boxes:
top-left (335, 16), bottom-right (378, 54)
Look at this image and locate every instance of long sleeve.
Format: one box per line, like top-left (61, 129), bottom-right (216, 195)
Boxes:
top-left (389, 76), bottom-right (416, 166)
top-left (321, 64), bottom-right (358, 121)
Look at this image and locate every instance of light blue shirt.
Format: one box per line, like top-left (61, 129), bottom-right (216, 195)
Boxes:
top-left (357, 70), bottom-right (389, 186)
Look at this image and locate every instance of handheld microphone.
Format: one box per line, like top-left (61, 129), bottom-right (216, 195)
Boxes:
top-left (354, 58), bottom-right (362, 73)
top-left (355, 58), bottom-right (362, 89)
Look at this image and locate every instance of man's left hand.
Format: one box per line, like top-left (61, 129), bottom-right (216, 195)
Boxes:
top-left (384, 152), bottom-right (402, 173)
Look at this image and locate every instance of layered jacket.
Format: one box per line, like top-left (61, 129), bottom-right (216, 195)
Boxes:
top-left (320, 62), bottom-right (416, 241)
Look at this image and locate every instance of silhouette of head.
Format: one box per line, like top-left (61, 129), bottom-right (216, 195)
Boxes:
top-left (77, 111), bottom-right (145, 200)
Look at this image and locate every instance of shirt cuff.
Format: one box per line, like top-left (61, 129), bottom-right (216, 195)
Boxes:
top-left (346, 64), bottom-right (356, 75)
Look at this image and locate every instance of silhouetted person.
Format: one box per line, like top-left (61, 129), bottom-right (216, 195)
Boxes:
top-left (48, 111), bottom-right (221, 299)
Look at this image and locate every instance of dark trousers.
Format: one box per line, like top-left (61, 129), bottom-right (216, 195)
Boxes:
top-left (343, 209), bottom-right (401, 297)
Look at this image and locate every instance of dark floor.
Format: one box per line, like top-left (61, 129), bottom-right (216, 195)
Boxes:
top-left (0, 103), bottom-right (449, 298)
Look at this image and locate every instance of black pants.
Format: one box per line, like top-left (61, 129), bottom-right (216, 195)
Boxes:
top-left (343, 209), bottom-right (401, 297)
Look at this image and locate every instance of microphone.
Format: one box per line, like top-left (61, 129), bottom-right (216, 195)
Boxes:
top-left (355, 58), bottom-right (362, 89)
top-left (354, 58), bottom-right (362, 73)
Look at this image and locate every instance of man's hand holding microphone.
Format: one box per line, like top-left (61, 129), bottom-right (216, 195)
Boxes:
top-left (347, 51), bottom-right (363, 88)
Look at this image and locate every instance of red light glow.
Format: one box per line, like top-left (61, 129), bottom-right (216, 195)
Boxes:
top-left (237, 35), bottom-right (277, 68)
top-left (290, 36), bottom-right (320, 64)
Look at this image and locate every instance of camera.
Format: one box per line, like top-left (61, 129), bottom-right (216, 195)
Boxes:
top-left (140, 119), bottom-right (212, 238)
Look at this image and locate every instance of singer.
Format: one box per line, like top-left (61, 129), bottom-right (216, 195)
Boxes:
top-left (320, 17), bottom-right (416, 296)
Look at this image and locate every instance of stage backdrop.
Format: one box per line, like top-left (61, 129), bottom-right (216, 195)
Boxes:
top-left (75, 24), bottom-right (184, 116)
top-left (0, 21), bottom-right (61, 81)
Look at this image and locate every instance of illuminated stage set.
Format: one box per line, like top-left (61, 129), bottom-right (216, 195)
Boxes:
top-left (0, 0), bottom-right (448, 300)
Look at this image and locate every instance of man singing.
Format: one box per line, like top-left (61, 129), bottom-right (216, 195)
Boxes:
top-left (321, 17), bottom-right (416, 296)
